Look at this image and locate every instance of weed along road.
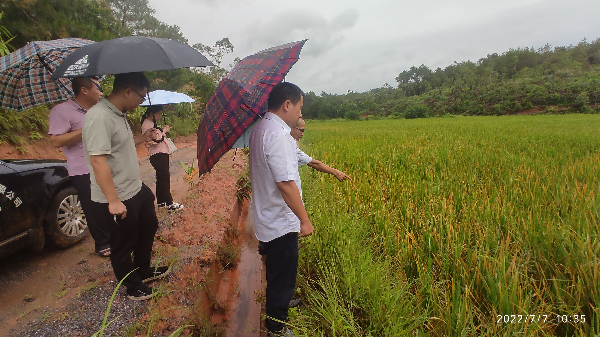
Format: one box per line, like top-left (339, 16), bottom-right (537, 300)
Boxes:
top-left (0, 137), bottom-right (259, 336)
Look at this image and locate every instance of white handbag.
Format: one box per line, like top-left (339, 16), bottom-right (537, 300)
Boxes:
top-left (166, 137), bottom-right (177, 154)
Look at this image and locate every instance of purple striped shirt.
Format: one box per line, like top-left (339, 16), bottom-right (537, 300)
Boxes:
top-left (48, 99), bottom-right (89, 176)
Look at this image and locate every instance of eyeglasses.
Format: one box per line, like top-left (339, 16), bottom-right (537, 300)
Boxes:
top-left (295, 127), bottom-right (305, 133)
top-left (129, 87), bottom-right (147, 103)
top-left (85, 76), bottom-right (103, 93)
top-left (91, 81), bottom-right (103, 93)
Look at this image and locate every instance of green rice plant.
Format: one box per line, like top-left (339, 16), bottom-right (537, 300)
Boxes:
top-left (235, 170), bottom-right (251, 202)
top-left (293, 115), bottom-right (600, 336)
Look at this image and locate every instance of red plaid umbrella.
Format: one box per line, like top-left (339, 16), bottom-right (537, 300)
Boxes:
top-left (0, 38), bottom-right (93, 111)
top-left (197, 40), bottom-right (307, 175)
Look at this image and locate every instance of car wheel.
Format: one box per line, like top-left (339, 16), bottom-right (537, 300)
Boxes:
top-left (45, 186), bottom-right (89, 248)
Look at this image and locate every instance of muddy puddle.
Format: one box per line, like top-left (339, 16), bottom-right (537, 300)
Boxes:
top-left (224, 201), bottom-right (262, 336)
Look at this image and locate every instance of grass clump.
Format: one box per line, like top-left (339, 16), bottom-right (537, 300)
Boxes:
top-left (189, 315), bottom-right (224, 337)
top-left (235, 171), bottom-right (251, 202)
top-left (215, 225), bottom-right (241, 271)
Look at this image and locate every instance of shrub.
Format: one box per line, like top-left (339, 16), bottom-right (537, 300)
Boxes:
top-left (404, 105), bottom-right (431, 119)
top-left (574, 92), bottom-right (590, 110)
top-left (0, 106), bottom-right (48, 145)
top-left (345, 110), bottom-right (361, 120)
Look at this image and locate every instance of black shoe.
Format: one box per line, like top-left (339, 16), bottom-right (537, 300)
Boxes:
top-left (158, 202), bottom-right (184, 210)
top-left (142, 266), bottom-right (171, 283)
top-left (126, 284), bottom-right (155, 301)
top-left (267, 327), bottom-right (296, 337)
top-left (166, 202), bottom-right (184, 210)
top-left (288, 297), bottom-right (303, 308)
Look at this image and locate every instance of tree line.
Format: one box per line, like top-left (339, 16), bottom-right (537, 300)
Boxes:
top-left (1, 1), bottom-right (599, 142)
top-left (302, 38), bottom-right (600, 120)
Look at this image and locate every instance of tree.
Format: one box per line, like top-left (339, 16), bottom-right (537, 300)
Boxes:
top-left (395, 64), bottom-right (432, 96)
top-left (106, 0), bottom-right (186, 42)
top-left (193, 38), bottom-right (236, 83)
top-left (140, 18), bottom-right (186, 42)
top-left (1, 0), bottom-right (120, 49)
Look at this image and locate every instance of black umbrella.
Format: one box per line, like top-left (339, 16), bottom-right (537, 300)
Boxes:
top-left (52, 36), bottom-right (213, 78)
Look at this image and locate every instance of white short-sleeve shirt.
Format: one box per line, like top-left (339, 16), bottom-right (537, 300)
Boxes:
top-left (249, 112), bottom-right (301, 242)
top-left (296, 148), bottom-right (312, 167)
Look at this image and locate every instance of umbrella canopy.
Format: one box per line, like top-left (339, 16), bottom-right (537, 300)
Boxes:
top-left (196, 40), bottom-right (307, 175)
top-left (139, 89), bottom-right (195, 106)
top-left (232, 121), bottom-right (256, 149)
top-left (52, 36), bottom-right (213, 78)
top-left (0, 38), bottom-right (93, 111)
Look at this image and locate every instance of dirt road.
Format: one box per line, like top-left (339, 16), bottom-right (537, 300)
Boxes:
top-left (0, 138), bottom-right (261, 336)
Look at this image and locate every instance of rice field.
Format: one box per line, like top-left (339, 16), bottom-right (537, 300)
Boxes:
top-left (291, 115), bottom-right (600, 336)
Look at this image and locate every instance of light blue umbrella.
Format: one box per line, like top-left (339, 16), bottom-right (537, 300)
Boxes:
top-left (140, 89), bottom-right (195, 106)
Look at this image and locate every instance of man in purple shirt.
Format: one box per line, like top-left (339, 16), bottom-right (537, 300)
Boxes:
top-left (48, 76), bottom-right (111, 257)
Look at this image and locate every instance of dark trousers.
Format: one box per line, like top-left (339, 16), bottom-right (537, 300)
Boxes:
top-left (70, 174), bottom-right (110, 252)
top-left (261, 232), bottom-right (299, 332)
top-left (149, 153), bottom-right (173, 205)
top-left (93, 184), bottom-right (158, 291)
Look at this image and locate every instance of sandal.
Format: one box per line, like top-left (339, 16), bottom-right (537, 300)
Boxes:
top-left (97, 248), bottom-right (111, 258)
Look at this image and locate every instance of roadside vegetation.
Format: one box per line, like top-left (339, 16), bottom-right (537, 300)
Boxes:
top-left (0, 0), bottom-right (234, 147)
top-left (291, 116), bottom-right (599, 336)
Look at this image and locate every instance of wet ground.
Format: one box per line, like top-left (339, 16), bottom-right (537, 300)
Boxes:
top-left (225, 202), bottom-right (262, 337)
top-left (0, 136), bottom-right (264, 336)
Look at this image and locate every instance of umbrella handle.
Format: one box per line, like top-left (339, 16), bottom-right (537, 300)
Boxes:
top-left (150, 114), bottom-right (165, 143)
top-left (152, 126), bottom-right (165, 143)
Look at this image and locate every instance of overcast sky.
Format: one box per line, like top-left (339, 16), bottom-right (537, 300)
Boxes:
top-left (148, 0), bottom-right (600, 94)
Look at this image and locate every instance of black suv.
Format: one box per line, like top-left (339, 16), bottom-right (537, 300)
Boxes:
top-left (0, 159), bottom-right (88, 259)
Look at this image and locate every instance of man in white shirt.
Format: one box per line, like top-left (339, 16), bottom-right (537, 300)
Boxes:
top-left (249, 82), bottom-right (313, 337)
top-left (291, 117), bottom-right (351, 181)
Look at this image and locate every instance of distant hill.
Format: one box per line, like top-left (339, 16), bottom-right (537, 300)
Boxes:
top-left (302, 38), bottom-right (600, 119)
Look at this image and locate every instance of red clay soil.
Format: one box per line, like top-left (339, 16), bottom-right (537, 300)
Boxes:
top-left (146, 147), bottom-right (251, 335)
top-left (134, 137), bottom-right (255, 335)
top-left (0, 138), bottom-right (66, 160)
top-left (0, 133), bottom-right (197, 160)
top-left (0, 134), bottom-right (259, 336)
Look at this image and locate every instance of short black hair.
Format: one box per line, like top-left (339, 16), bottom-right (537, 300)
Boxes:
top-left (71, 77), bottom-right (94, 96)
top-left (112, 72), bottom-right (150, 93)
top-left (267, 82), bottom-right (304, 111)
